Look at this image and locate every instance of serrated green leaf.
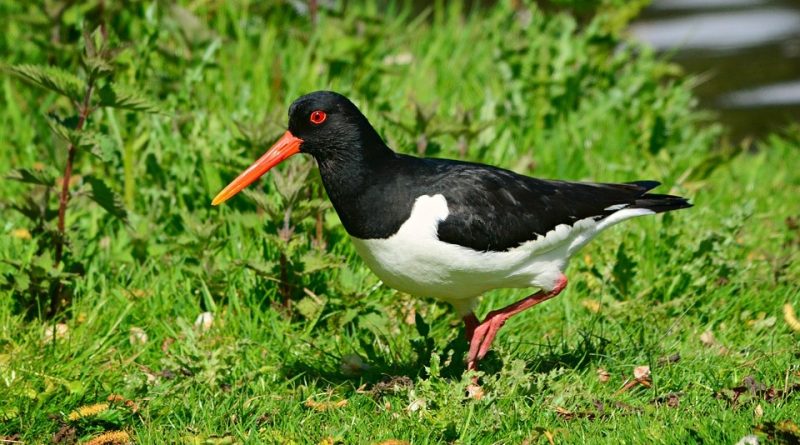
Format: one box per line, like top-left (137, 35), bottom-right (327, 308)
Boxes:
top-left (337, 268), bottom-right (361, 294)
top-left (14, 273), bottom-right (30, 292)
top-left (0, 405), bottom-right (19, 421)
top-left (86, 176), bottom-right (127, 221)
top-left (94, 408), bottom-right (127, 425)
top-left (5, 168), bottom-right (56, 187)
top-left (2, 64), bottom-right (86, 101)
top-left (84, 56), bottom-right (114, 78)
top-left (74, 129), bottom-right (109, 151)
top-left (235, 118), bottom-right (284, 148)
top-left (337, 308), bottom-right (359, 328)
top-left (242, 259), bottom-right (277, 276)
top-left (84, 131), bottom-right (116, 161)
top-left (44, 114), bottom-right (72, 143)
top-left (300, 251), bottom-right (339, 274)
top-left (96, 83), bottom-right (163, 113)
top-left (296, 296), bottom-right (325, 321)
top-left (84, 27), bottom-right (108, 60)
top-left (10, 200), bottom-right (45, 223)
top-left (44, 115), bottom-right (113, 158)
top-left (32, 251), bottom-right (54, 271)
top-left (64, 380), bottom-right (85, 396)
top-left (271, 161), bottom-right (313, 204)
top-left (242, 189), bottom-right (279, 216)
top-left (359, 312), bottom-right (389, 334)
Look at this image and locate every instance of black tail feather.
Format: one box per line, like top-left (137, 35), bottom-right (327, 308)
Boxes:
top-left (626, 180), bottom-right (661, 192)
top-left (632, 192), bottom-right (692, 213)
top-left (619, 180), bottom-right (692, 213)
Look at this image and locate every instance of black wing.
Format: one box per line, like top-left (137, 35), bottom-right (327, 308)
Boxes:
top-left (432, 161), bottom-right (690, 251)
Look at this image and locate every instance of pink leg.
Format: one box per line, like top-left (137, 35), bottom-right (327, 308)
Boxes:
top-left (466, 275), bottom-right (568, 371)
top-left (463, 312), bottom-right (480, 341)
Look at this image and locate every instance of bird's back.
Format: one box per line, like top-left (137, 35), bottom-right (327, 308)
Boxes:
top-left (343, 154), bottom-right (689, 252)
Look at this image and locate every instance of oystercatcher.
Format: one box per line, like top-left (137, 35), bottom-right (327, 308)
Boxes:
top-left (213, 91), bottom-right (691, 371)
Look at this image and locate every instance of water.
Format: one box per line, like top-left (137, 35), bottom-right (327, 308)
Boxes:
top-left (630, 0), bottom-right (800, 140)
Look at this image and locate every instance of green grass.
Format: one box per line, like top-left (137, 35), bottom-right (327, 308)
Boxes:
top-left (1, 1), bottom-right (799, 444)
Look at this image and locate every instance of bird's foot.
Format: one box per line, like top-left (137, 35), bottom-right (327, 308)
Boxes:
top-left (463, 275), bottom-right (568, 372)
top-left (466, 313), bottom-right (509, 370)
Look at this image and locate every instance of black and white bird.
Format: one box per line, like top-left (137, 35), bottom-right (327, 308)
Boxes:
top-left (212, 91), bottom-right (691, 371)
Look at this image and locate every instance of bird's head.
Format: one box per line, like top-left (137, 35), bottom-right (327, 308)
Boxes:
top-left (212, 90), bottom-right (384, 206)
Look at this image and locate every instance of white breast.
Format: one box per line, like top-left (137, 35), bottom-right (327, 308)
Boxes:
top-left (350, 194), bottom-right (653, 315)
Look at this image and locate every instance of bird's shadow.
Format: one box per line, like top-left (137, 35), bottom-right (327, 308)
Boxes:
top-left (513, 331), bottom-right (612, 374)
top-left (280, 326), bottom-right (609, 390)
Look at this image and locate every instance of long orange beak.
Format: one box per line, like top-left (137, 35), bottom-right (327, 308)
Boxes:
top-left (211, 131), bottom-right (303, 206)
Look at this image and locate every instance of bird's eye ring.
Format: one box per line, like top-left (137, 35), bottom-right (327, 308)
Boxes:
top-left (310, 110), bottom-right (327, 124)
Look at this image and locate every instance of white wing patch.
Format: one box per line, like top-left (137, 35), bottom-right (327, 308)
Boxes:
top-left (604, 203), bottom-right (629, 211)
top-left (394, 194), bottom-right (449, 237)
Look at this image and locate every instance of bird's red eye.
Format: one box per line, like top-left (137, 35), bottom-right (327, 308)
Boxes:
top-left (310, 110), bottom-right (327, 124)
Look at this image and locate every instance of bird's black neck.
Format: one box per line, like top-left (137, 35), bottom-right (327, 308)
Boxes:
top-left (313, 138), bottom-right (415, 240)
top-left (315, 137), bottom-right (392, 202)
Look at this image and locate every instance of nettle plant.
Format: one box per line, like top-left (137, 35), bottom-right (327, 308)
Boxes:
top-left (232, 119), bottom-right (340, 312)
top-left (2, 29), bottom-right (161, 317)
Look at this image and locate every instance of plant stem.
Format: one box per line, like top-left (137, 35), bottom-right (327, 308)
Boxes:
top-left (51, 78), bottom-right (95, 314)
top-left (279, 252), bottom-right (290, 309)
top-left (308, 0), bottom-right (318, 25)
top-left (314, 187), bottom-right (325, 250)
top-left (278, 207), bottom-right (293, 309)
